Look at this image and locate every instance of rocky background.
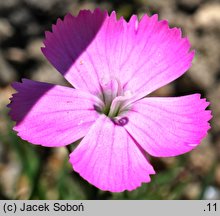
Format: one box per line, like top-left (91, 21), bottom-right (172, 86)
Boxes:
top-left (0, 0), bottom-right (220, 199)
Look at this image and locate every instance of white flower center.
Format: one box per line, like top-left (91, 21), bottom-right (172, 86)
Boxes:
top-left (94, 78), bottom-right (133, 125)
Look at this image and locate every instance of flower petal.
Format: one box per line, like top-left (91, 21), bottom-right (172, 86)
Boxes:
top-left (69, 115), bottom-right (155, 192)
top-left (123, 94), bottom-right (212, 157)
top-left (8, 79), bottom-right (102, 147)
top-left (122, 15), bottom-right (194, 98)
top-left (42, 10), bottom-right (193, 97)
top-left (42, 9), bottom-right (108, 94)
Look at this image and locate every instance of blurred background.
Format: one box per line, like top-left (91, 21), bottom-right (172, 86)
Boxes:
top-left (0, 0), bottom-right (220, 200)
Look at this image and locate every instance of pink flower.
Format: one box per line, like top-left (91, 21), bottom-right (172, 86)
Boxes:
top-left (8, 9), bottom-right (212, 192)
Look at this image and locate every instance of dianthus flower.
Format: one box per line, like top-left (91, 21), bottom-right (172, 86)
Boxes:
top-left (8, 9), bottom-right (211, 192)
